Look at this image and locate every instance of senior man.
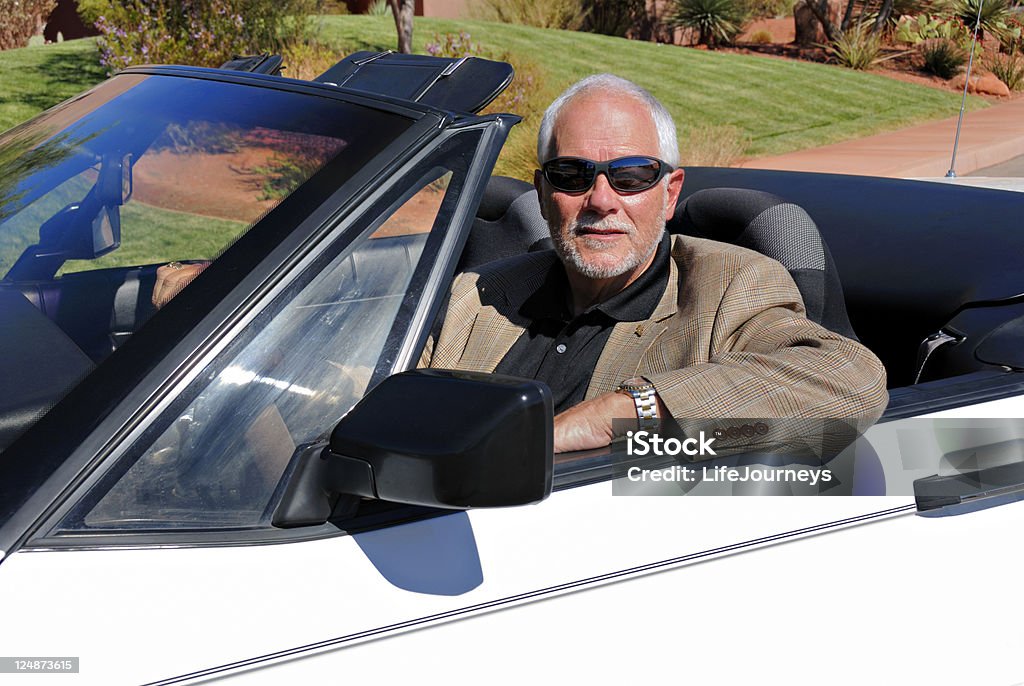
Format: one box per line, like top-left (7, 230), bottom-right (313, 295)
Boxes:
top-left (423, 74), bottom-right (888, 453)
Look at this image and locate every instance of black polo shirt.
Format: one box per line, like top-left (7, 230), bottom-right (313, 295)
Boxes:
top-left (494, 233), bottom-right (670, 414)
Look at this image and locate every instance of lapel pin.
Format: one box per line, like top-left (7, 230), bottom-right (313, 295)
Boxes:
top-left (634, 324), bottom-right (646, 337)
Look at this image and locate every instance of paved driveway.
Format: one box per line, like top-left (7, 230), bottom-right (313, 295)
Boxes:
top-left (970, 154), bottom-right (1024, 177)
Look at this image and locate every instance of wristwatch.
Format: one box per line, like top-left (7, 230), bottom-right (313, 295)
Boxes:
top-left (616, 377), bottom-right (659, 431)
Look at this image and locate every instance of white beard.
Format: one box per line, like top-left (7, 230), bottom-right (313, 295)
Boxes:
top-left (552, 215), bottom-right (660, 280)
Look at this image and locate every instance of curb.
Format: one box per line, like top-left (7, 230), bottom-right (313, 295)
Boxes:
top-left (739, 96), bottom-right (1024, 177)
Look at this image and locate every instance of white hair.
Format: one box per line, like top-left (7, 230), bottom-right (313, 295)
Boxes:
top-left (536, 74), bottom-right (679, 167)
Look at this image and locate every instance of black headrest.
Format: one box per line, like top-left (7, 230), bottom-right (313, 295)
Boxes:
top-left (671, 188), bottom-right (857, 340)
top-left (476, 176), bottom-right (534, 221)
top-left (460, 177), bottom-right (549, 271)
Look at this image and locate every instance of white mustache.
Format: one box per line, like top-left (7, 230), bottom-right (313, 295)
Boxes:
top-left (569, 216), bottom-right (636, 235)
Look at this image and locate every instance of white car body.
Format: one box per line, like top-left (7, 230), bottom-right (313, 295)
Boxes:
top-left (2, 57), bottom-right (1023, 686)
top-left (3, 394), bottom-right (1022, 685)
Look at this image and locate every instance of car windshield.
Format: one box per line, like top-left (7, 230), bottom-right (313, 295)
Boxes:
top-left (0, 72), bottom-right (414, 451)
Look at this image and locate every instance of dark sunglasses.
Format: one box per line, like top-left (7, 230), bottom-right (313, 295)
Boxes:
top-left (541, 155), bottom-right (672, 194)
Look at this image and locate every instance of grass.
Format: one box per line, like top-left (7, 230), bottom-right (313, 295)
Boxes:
top-left (61, 203), bottom-right (246, 273)
top-left (0, 39), bottom-right (106, 133)
top-left (0, 18), bottom-right (989, 177)
top-left (1, 200), bottom-right (246, 276)
top-left (316, 16), bottom-right (988, 166)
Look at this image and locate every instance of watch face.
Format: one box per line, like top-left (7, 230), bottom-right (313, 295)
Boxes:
top-left (620, 379), bottom-right (655, 393)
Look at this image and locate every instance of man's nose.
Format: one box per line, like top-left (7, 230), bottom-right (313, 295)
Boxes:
top-left (583, 172), bottom-right (619, 214)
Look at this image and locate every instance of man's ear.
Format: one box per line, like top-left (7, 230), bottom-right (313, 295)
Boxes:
top-left (533, 168), bottom-right (547, 220)
top-left (664, 167), bottom-right (685, 219)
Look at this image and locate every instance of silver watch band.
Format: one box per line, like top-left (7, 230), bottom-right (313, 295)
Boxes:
top-left (618, 381), bottom-right (659, 431)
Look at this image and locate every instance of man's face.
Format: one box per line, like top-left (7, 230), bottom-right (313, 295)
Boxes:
top-left (535, 92), bottom-right (684, 283)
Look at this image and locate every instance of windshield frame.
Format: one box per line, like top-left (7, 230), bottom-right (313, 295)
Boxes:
top-left (0, 70), bottom-right (453, 551)
top-left (17, 118), bottom-right (512, 552)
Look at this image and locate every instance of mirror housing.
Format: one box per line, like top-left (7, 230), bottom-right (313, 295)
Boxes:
top-left (273, 369), bottom-right (553, 527)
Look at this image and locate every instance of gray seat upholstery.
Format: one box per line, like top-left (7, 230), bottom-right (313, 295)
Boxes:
top-left (458, 177), bottom-right (550, 272)
top-left (670, 187), bottom-right (859, 340)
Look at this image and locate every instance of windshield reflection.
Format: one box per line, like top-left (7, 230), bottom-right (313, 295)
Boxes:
top-left (0, 72), bottom-right (414, 452)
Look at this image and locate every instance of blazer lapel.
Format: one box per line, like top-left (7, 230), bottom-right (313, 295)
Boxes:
top-left (456, 253), bottom-right (560, 373)
top-left (585, 253), bottom-right (681, 399)
top-left (457, 306), bottom-right (527, 373)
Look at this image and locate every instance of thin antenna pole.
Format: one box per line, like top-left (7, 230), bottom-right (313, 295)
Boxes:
top-left (947, 0), bottom-right (986, 178)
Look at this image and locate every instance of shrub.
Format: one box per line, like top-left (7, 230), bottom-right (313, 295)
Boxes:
top-left (744, 0), bottom-right (791, 19)
top-left (670, 0), bottom-right (750, 47)
top-left (954, 0), bottom-right (1017, 41)
top-left (79, 0), bottom-right (320, 73)
top-left (366, 0), bottom-right (391, 16)
top-left (827, 24), bottom-right (884, 69)
top-left (280, 40), bottom-right (342, 81)
top-left (749, 28), bottom-right (774, 43)
top-left (921, 38), bottom-right (967, 77)
top-left (319, 0), bottom-right (349, 13)
top-left (0, 0), bottom-right (56, 50)
top-left (424, 32), bottom-right (550, 181)
top-left (678, 124), bottom-right (748, 167)
top-left (998, 16), bottom-right (1023, 53)
top-left (896, 13), bottom-right (972, 45)
top-left (987, 51), bottom-right (1024, 90)
top-left (424, 30), bottom-right (482, 58)
top-left (471, 0), bottom-right (588, 31)
top-left (581, 0), bottom-right (648, 37)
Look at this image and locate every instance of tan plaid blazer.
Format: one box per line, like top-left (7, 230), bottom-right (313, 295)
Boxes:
top-left (422, 234), bottom-right (888, 443)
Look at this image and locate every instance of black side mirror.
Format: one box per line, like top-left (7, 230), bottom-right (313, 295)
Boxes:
top-left (273, 369), bottom-right (553, 527)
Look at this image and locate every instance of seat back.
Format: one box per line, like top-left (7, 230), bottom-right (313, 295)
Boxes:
top-left (458, 177), bottom-right (551, 272)
top-left (669, 187), bottom-right (859, 340)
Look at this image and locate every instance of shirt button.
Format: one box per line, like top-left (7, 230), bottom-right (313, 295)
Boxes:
top-left (555, 344), bottom-right (567, 354)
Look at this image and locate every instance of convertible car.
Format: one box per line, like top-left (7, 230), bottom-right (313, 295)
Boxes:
top-left (1, 52), bottom-right (1023, 684)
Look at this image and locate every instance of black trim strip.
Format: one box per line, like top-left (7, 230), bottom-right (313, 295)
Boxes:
top-left (118, 66), bottom-right (437, 119)
top-left (881, 370), bottom-right (1024, 421)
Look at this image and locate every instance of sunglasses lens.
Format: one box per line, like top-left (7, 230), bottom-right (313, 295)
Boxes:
top-left (543, 156), bottom-right (666, 193)
top-left (608, 157), bottom-right (663, 192)
top-left (545, 158), bottom-right (595, 192)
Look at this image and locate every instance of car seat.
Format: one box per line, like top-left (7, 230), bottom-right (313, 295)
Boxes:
top-left (457, 176), bottom-right (551, 273)
top-left (465, 177), bottom-right (860, 341)
top-left (669, 187), bottom-right (859, 340)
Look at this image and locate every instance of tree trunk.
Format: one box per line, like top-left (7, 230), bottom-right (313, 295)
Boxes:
top-left (387, 0), bottom-right (414, 54)
top-left (800, 0), bottom-right (839, 42)
top-left (871, 0), bottom-right (894, 34)
top-left (840, 0), bottom-right (857, 32)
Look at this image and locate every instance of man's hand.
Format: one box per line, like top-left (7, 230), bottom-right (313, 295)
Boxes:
top-left (553, 391), bottom-right (637, 453)
top-left (152, 261), bottom-right (210, 309)
top-left (554, 390), bottom-right (670, 453)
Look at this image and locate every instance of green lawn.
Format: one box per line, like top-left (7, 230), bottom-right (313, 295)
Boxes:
top-left (0, 39), bottom-right (107, 133)
top-left (317, 16), bottom-right (986, 159)
top-left (0, 19), bottom-right (985, 161)
top-left (61, 203), bottom-right (247, 273)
